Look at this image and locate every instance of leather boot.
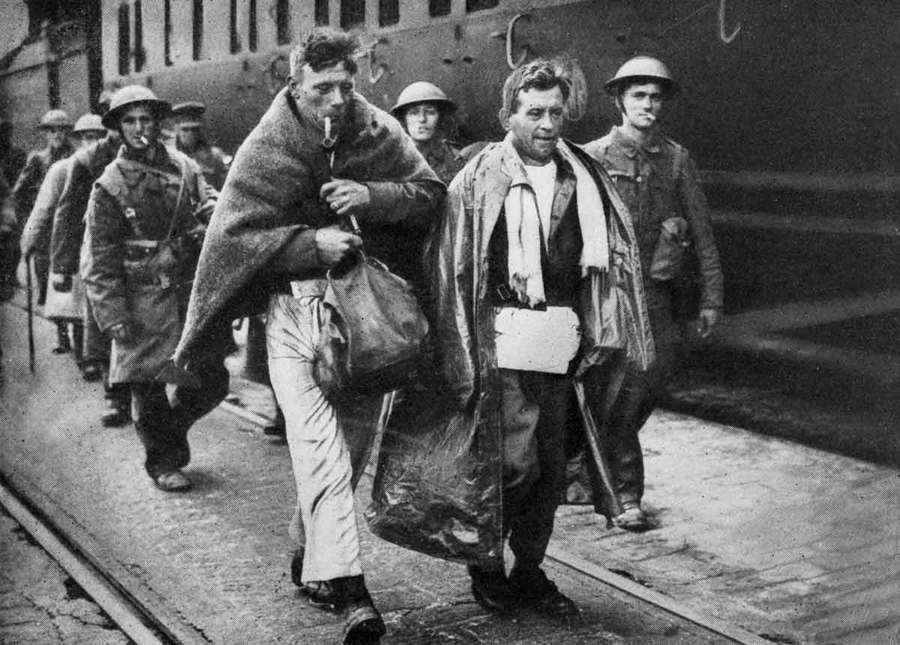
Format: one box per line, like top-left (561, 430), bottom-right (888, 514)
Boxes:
top-left (468, 564), bottom-right (514, 613)
top-left (100, 400), bottom-right (131, 427)
top-left (263, 406), bottom-right (286, 439)
top-left (337, 576), bottom-right (385, 645)
top-left (508, 564), bottom-right (578, 618)
top-left (72, 322), bottom-right (84, 364)
top-left (52, 322), bottom-right (71, 354)
top-left (613, 502), bottom-right (649, 532)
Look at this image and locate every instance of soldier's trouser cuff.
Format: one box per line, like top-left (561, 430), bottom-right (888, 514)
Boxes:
top-left (131, 382), bottom-right (191, 477)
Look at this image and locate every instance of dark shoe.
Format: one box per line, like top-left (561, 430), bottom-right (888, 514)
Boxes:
top-left (152, 469), bottom-right (192, 492)
top-left (52, 323), bottom-right (71, 354)
top-left (262, 412), bottom-right (286, 438)
top-left (508, 566), bottom-right (579, 618)
top-left (263, 423), bottom-right (286, 437)
top-left (342, 598), bottom-right (385, 644)
top-left (101, 403), bottom-right (131, 427)
top-left (291, 548), bottom-right (304, 587)
top-left (340, 577), bottom-right (385, 645)
top-left (613, 503), bottom-right (649, 532)
top-left (303, 580), bottom-right (344, 611)
top-left (291, 551), bottom-right (345, 610)
top-left (80, 363), bottom-right (103, 382)
top-left (468, 564), bottom-right (513, 613)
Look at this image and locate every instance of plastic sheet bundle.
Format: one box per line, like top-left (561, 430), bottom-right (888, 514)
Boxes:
top-left (365, 387), bottom-right (504, 567)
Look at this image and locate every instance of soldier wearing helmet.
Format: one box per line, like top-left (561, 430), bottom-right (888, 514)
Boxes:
top-left (0, 118), bottom-right (25, 304)
top-left (0, 172), bottom-right (16, 304)
top-left (583, 55), bottom-right (724, 531)
top-left (0, 118), bottom-right (27, 186)
top-left (389, 81), bottom-right (467, 295)
top-left (50, 90), bottom-right (129, 423)
top-left (391, 81), bottom-right (465, 184)
top-left (19, 113), bottom-right (109, 370)
top-left (169, 101), bottom-right (230, 191)
top-left (8, 109), bottom-right (74, 322)
top-left (82, 85), bottom-right (225, 493)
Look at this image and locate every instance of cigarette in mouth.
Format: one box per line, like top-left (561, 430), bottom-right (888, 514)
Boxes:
top-left (139, 135), bottom-right (150, 146)
top-left (322, 117), bottom-right (336, 149)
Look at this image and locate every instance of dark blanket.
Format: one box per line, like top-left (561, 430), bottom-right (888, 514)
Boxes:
top-left (174, 88), bottom-right (443, 367)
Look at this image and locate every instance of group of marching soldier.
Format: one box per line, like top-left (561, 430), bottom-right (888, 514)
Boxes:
top-left (0, 25), bottom-right (723, 644)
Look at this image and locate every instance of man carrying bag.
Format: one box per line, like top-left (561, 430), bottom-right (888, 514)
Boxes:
top-left (367, 57), bottom-right (654, 618)
top-left (174, 29), bottom-right (443, 644)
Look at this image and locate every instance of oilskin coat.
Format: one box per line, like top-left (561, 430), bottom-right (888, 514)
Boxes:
top-left (367, 139), bottom-right (655, 565)
top-left (83, 145), bottom-right (212, 383)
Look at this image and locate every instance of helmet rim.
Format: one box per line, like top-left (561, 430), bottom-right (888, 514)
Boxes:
top-left (604, 56), bottom-right (680, 95)
top-left (390, 81), bottom-right (456, 118)
top-left (101, 86), bottom-right (171, 129)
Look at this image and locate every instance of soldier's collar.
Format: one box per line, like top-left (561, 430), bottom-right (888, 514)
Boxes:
top-left (612, 126), bottom-right (662, 157)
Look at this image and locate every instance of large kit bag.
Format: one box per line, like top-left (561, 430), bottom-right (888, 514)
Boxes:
top-left (314, 250), bottom-right (430, 397)
top-left (365, 385), bottom-right (505, 567)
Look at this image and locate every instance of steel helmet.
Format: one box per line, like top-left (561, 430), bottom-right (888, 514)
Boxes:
top-left (604, 56), bottom-right (680, 95)
top-left (97, 89), bottom-right (114, 114)
top-left (170, 101), bottom-right (206, 128)
top-left (39, 109), bottom-right (73, 129)
top-left (390, 82), bottom-right (456, 118)
top-left (73, 113), bottom-right (106, 134)
top-left (102, 85), bottom-right (171, 129)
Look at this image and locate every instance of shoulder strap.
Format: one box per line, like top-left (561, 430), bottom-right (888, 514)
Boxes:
top-left (164, 152), bottom-right (189, 240)
top-left (98, 154), bottom-right (191, 241)
top-left (667, 137), bottom-right (687, 178)
top-left (98, 161), bottom-right (147, 239)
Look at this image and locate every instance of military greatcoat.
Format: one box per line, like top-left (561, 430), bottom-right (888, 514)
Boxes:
top-left (82, 144), bottom-right (213, 383)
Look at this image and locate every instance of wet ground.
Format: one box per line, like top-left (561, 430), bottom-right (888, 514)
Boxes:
top-left (0, 509), bottom-right (128, 645)
top-left (2, 299), bottom-right (899, 644)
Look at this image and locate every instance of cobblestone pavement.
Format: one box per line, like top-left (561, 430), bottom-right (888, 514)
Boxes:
top-left (2, 302), bottom-right (899, 644)
top-left (0, 306), bottom-right (725, 644)
top-left (0, 510), bottom-right (128, 645)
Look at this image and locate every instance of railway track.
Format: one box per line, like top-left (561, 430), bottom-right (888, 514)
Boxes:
top-left (0, 396), bottom-right (772, 645)
top-left (0, 470), bottom-right (210, 645)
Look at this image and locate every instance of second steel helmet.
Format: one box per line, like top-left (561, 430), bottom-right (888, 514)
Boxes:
top-left (39, 109), bottom-right (73, 129)
top-left (102, 85), bottom-right (171, 129)
top-left (604, 56), bottom-right (680, 95)
top-left (97, 89), bottom-right (114, 114)
top-left (390, 82), bottom-right (456, 118)
top-left (171, 101), bottom-right (206, 128)
top-left (73, 113), bottom-right (106, 134)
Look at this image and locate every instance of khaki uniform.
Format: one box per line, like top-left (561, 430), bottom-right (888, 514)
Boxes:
top-left (583, 126), bottom-right (724, 506)
top-left (418, 139), bottom-right (466, 185)
top-left (12, 143), bottom-right (73, 304)
top-left (83, 143), bottom-right (226, 477)
top-left (178, 142), bottom-right (229, 191)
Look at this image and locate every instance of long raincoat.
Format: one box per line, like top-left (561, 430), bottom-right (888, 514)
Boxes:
top-left (367, 139), bottom-right (655, 566)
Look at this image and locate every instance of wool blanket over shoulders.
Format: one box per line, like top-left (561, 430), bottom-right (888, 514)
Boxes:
top-left (174, 88), bottom-right (442, 368)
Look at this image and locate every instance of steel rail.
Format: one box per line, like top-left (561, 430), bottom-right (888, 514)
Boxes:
top-left (0, 382), bottom-right (768, 645)
top-left (544, 545), bottom-right (771, 645)
top-left (0, 480), bottom-right (164, 644)
top-left (0, 464), bottom-right (211, 645)
top-left (221, 397), bottom-right (772, 644)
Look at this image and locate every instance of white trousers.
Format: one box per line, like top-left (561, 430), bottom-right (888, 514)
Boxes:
top-left (266, 293), bottom-right (382, 582)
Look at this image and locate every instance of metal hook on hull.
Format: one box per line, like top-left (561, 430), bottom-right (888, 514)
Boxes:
top-left (718, 0), bottom-right (742, 44)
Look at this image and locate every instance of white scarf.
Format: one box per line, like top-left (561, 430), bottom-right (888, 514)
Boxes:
top-left (504, 139), bottom-right (609, 308)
